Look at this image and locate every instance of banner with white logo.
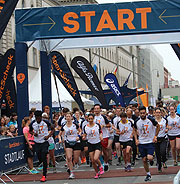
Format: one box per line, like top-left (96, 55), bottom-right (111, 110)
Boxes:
top-left (104, 73), bottom-right (125, 107)
top-left (71, 56), bottom-right (108, 109)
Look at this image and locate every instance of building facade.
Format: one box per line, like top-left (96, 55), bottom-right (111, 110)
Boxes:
top-left (138, 46), bottom-right (164, 105)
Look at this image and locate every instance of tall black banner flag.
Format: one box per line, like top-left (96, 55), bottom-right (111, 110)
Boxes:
top-left (5, 76), bottom-right (17, 116)
top-left (0, 0), bottom-right (19, 39)
top-left (71, 56), bottom-right (108, 109)
top-left (171, 44), bottom-right (180, 61)
top-left (49, 51), bottom-right (85, 112)
top-left (0, 49), bottom-right (16, 104)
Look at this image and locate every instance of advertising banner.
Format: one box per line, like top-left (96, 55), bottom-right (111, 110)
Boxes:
top-left (0, 49), bottom-right (16, 104)
top-left (0, 0), bottom-right (19, 39)
top-left (171, 44), bottom-right (180, 61)
top-left (50, 51), bottom-right (85, 112)
top-left (0, 132), bottom-right (64, 172)
top-left (104, 73), bottom-right (125, 107)
top-left (71, 56), bottom-right (108, 109)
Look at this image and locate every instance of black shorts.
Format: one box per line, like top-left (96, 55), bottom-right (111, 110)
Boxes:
top-left (25, 144), bottom-right (35, 158)
top-left (168, 134), bottom-right (180, 141)
top-left (65, 142), bottom-right (82, 151)
top-left (138, 143), bottom-right (155, 158)
top-left (87, 142), bottom-right (102, 153)
top-left (114, 135), bottom-right (120, 143)
top-left (81, 140), bottom-right (88, 151)
top-left (120, 141), bottom-right (133, 149)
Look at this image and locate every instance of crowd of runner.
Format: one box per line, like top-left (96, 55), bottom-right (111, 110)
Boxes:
top-left (1, 102), bottom-right (180, 182)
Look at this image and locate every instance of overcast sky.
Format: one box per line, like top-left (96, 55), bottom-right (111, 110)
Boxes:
top-left (96, 0), bottom-right (180, 82)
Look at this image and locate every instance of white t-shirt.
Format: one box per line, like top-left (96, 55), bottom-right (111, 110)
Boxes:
top-left (61, 122), bottom-right (80, 142)
top-left (134, 117), bottom-right (157, 144)
top-left (167, 115), bottom-right (180, 136)
top-left (118, 120), bottom-right (133, 142)
top-left (84, 123), bottom-right (101, 144)
top-left (94, 115), bottom-right (109, 138)
top-left (30, 120), bottom-right (51, 143)
top-left (157, 118), bottom-right (167, 138)
top-left (112, 116), bottom-right (121, 136)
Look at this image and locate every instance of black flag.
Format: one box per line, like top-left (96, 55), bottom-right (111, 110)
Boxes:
top-left (49, 51), bottom-right (85, 112)
top-left (171, 44), bottom-right (180, 61)
top-left (0, 48), bottom-right (16, 104)
top-left (4, 76), bottom-right (17, 116)
top-left (71, 56), bottom-right (108, 109)
top-left (0, 0), bottom-right (19, 39)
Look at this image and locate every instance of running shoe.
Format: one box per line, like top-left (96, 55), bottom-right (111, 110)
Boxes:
top-left (74, 163), bottom-right (79, 169)
top-left (116, 161), bottom-right (121, 166)
top-left (40, 176), bottom-right (46, 182)
top-left (99, 166), bottom-right (104, 175)
top-left (69, 173), bottom-right (75, 179)
top-left (104, 164), bottom-right (109, 172)
top-left (158, 169), bottom-right (162, 173)
top-left (144, 174), bottom-right (151, 182)
top-left (149, 160), bottom-right (154, 166)
top-left (29, 169), bottom-right (39, 174)
top-left (163, 162), bottom-right (167, 169)
top-left (81, 157), bottom-right (86, 164)
top-left (131, 161), bottom-right (135, 167)
top-left (94, 173), bottom-right (100, 179)
top-left (127, 165), bottom-right (132, 172)
top-left (38, 166), bottom-right (43, 170)
top-left (124, 166), bottom-right (128, 172)
top-left (67, 168), bottom-right (70, 175)
top-left (174, 161), bottom-right (178, 166)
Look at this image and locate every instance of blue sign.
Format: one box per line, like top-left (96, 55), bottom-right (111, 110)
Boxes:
top-left (15, 0), bottom-right (180, 42)
top-left (0, 136), bottom-right (26, 172)
top-left (104, 73), bottom-right (125, 107)
top-left (0, 133), bottom-right (64, 173)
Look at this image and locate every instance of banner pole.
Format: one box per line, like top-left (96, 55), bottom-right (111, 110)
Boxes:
top-left (52, 71), bottom-right (62, 111)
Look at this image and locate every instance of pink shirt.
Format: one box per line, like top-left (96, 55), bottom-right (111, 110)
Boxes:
top-left (23, 126), bottom-right (34, 145)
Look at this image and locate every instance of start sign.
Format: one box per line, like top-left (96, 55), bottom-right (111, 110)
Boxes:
top-left (15, 0), bottom-right (180, 42)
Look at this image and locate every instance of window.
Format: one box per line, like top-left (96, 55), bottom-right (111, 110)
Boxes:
top-left (33, 48), bottom-right (38, 68)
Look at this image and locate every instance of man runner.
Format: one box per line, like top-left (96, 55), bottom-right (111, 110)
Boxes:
top-left (134, 106), bottom-right (160, 182)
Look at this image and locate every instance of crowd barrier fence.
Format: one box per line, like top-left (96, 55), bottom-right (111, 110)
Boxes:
top-left (0, 131), bottom-right (64, 184)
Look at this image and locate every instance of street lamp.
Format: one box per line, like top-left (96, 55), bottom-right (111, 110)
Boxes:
top-left (151, 69), bottom-right (161, 101)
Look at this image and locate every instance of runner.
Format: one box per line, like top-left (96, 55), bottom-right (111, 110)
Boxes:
top-left (112, 107), bottom-right (122, 166)
top-left (154, 107), bottom-right (168, 172)
top-left (58, 112), bottom-right (82, 179)
top-left (22, 117), bottom-right (39, 174)
top-left (117, 112), bottom-right (134, 172)
top-left (94, 104), bottom-right (111, 172)
top-left (83, 113), bottom-right (104, 179)
top-left (126, 108), bottom-right (137, 166)
top-left (134, 106), bottom-right (160, 182)
top-left (29, 110), bottom-right (55, 182)
top-left (74, 110), bottom-right (87, 164)
top-left (167, 105), bottom-right (180, 166)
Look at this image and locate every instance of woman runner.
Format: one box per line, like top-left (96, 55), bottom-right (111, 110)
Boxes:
top-left (117, 112), bottom-right (134, 172)
top-left (154, 108), bottom-right (168, 172)
top-left (167, 105), bottom-right (180, 166)
top-left (83, 114), bottom-right (104, 179)
top-left (58, 112), bottom-right (82, 179)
